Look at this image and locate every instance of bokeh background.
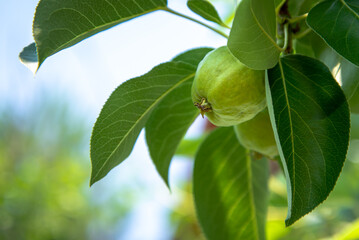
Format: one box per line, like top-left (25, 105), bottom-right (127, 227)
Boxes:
top-left (1, 0), bottom-right (359, 239)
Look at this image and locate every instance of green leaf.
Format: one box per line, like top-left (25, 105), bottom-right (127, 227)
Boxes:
top-left (350, 113), bottom-right (359, 139)
top-left (307, 0), bottom-right (359, 66)
top-left (289, 0), bottom-right (319, 17)
top-left (193, 127), bottom-right (269, 240)
top-left (33, 0), bottom-right (167, 69)
top-left (172, 47), bottom-right (213, 65)
top-left (90, 60), bottom-right (197, 185)
top-left (334, 219), bottom-right (359, 240)
top-left (275, 0), bottom-right (285, 9)
top-left (312, 34), bottom-right (359, 100)
top-left (349, 87), bottom-right (359, 113)
top-left (341, 59), bottom-right (359, 100)
top-left (19, 43), bottom-right (38, 74)
top-left (175, 137), bottom-right (204, 158)
top-left (266, 54), bottom-right (350, 226)
top-left (145, 48), bottom-right (212, 187)
top-left (145, 81), bottom-right (198, 187)
top-left (311, 33), bottom-right (341, 70)
top-left (187, 0), bottom-right (228, 28)
top-left (293, 33), bottom-right (315, 58)
top-left (228, 0), bottom-right (281, 70)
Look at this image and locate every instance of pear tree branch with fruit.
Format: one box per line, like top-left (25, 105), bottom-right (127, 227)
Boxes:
top-left (20, 0), bottom-right (359, 239)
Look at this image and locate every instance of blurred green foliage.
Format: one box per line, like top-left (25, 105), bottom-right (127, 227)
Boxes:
top-left (0, 96), bottom-right (132, 240)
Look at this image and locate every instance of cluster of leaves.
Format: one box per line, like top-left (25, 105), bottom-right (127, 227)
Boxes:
top-left (19, 0), bottom-right (359, 239)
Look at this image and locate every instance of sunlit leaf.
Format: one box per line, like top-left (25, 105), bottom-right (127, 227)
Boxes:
top-left (228, 0), bottom-right (280, 70)
top-left (312, 34), bottom-right (359, 100)
top-left (187, 0), bottom-right (228, 27)
top-left (145, 48), bottom-right (212, 187)
top-left (334, 219), bottom-right (359, 239)
top-left (90, 60), bottom-right (197, 185)
top-left (33, 0), bottom-right (167, 69)
top-left (311, 33), bottom-right (341, 70)
top-left (266, 54), bottom-right (350, 226)
top-left (341, 60), bottom-right (359, 100)
top-left (307, 0), bottom-right (359, 66)
top-left (194, 127), bottom-right (269, 240)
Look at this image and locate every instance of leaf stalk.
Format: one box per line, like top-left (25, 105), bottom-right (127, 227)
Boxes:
top-left (288, 13), bottom-right (308, 24)
top-left (282, 23), bottom-right (289, 52)
top-left (163, 8), bottom-right (229, 39)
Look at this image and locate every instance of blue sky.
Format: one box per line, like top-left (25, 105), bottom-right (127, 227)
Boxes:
top-left (0, 0), bottom-right (230, 239)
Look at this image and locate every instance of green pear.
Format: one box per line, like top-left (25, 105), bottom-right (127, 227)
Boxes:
top-left (234, 109), bottom-right (278, 158)
top-left (192, 46), bottom-right (266, 126)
